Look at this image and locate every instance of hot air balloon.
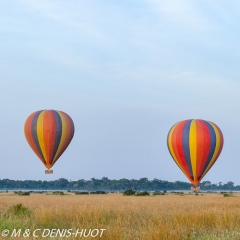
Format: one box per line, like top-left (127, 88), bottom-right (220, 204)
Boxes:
top-left (167, 119), bottom-right (223, 190)
top-left (24, 110), bottom-right (74, 174)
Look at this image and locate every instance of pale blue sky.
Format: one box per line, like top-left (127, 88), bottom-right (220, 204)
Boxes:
top-left (1, 1), bottom-right (240, 184)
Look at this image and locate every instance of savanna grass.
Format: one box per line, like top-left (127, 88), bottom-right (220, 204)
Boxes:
top-left (0, 192), bottom-right (240, 239)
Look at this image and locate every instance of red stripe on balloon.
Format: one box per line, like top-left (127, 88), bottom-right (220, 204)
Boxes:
top-left (24, 111), bottom-right (46, 164)
top-left (171, 121), bottom-right (192, 179)
top-left (43, 110), bottom-right (57, 164)
top-left (197, 120), bottom-right (211, 179)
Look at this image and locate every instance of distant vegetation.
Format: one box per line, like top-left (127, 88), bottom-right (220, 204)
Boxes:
top-left (52, 191), bottom-right (65, 195)
top-left (0, 178), bottom-right (238, 191)
top-left (135, 191), bottom-right (150, 196)
top-left (14, 191), bottom-right (30, 196)
top-left (153, 191), bottom-right (165, 195)
top-left (90, 191), bottom-right (107, 194)
top-left (75, 191), bottom-right (89, 195)
top-left (123, 189), bottom-right (165, 196)
top-left (223, 193), bottom-right (234, 197)
top-left (123, 189), bottom-right (136, 196)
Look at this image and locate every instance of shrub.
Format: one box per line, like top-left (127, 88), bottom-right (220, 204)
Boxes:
top-left (16, 191), bottom-right (30, 196)
top-left (90, 191), bottom-right (107, 194)
top-left (223, 193), bottom-right (233, 197)
top-left (135, 191), bottom-right (150, 196)
top-left (52, 191), bottom-right (64, 195)
top-left (4, 204), bottom-right (31, 217)
top-left (153, 191), bottom-right (165, 195)
top-left (123, 189), bottom-right (135, 196)
top-left (75, 192), bottom-right (89, 195)
top-left (172, 192), bottom-right (184, 195)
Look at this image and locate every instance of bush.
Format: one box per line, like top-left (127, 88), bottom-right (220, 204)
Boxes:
top-left (75, 192), bottom-right (89, 195)
top-left (29, 191), bottom-right (44, 194)
top-left (171, 192), bottom-right (184, 195)
top-left (4, 204), bottom-right (31, 217)
top-left (223, 193), bottom-right (233, 197)
top-left (123, 189), bottom-right (135, 196)
top-left (90, 191), bottom-right (107, 194)
top-left (52, 191), bottom-right (64, 195)
top-left (153, 191), bottom-right (165, 195)
top-left (15, 191), bottom-right (30, 196)
top-left (135, 191), bottom-right (150, 196)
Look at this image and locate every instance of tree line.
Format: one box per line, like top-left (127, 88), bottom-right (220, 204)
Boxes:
top-left (0, 178), bottom-right (238, 191)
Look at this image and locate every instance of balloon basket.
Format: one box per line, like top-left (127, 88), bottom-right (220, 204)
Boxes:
top-left (45, 169), bottom-right (53, 174)
top-left (191, 187), bottom-right (200, 191)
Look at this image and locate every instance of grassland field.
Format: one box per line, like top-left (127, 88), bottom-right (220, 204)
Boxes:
top-left (0, 192), bottom-right (240, 240)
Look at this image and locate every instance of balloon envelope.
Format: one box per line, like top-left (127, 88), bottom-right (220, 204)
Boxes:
top-left (24, 110), bottom-right (74, 170)
top-left (167, 119), bottom-right (223, 186)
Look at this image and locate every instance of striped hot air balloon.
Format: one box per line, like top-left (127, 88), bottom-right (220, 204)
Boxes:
top-left (167, 119), bottom-right (223, 187)
top-left (24, 110), bottom-right (74, 174)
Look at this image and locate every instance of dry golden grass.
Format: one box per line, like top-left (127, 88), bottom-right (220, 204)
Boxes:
top-left (0, 192), bottom-right (240, 239)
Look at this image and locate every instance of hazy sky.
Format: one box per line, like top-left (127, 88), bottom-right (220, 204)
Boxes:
top-left (1, 1), bottom-right (240, 184)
